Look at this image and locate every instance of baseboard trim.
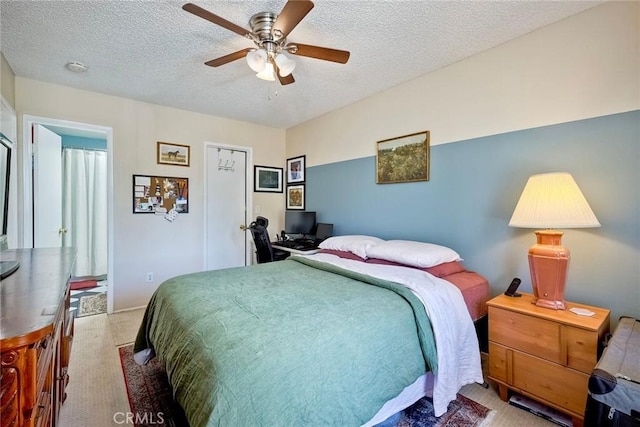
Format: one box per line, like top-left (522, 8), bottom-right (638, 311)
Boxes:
top-left (111, 305), bottom-right (146, 314)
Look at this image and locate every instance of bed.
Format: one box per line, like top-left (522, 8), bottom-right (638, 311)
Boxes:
top-left (134, 237), bottom-right (488, 427)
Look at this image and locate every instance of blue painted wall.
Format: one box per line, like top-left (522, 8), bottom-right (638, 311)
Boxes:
top-left (307, 111), bottom-right (639, 322)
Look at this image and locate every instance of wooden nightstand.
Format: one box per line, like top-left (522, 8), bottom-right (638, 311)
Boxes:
top-left (487, 293), bottom-right (610, 427)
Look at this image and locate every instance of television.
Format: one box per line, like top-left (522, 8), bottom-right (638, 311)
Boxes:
top-left (285, 211), bottom-right (316, 236)
top-left (0, 134), bottom-right (19, 279)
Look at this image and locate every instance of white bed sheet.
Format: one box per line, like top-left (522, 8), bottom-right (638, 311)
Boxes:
top-left (299, 253), bottom-right (484, 421)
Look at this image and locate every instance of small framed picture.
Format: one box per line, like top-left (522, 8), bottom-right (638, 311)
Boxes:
top-left (157, 141), bottom-right (190, 167)
top-left (254, 165), bottom-right (283, 193)
top-left (286, 155), bottom-right (305, 184)
top-left (286, 184), bottom-right (305, 210)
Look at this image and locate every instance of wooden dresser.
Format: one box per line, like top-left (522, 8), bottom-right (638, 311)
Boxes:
top-left (0, 248), bottom-right (76, 427)
top-left (488, 292), bottom-right (610, 426)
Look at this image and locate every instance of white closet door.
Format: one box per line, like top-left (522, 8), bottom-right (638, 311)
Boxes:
top-left (205, 145), bottom-right (248, 270)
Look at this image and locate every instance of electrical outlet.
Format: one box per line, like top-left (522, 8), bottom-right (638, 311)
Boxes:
top-left (146, 272), bottom-right (154, 282)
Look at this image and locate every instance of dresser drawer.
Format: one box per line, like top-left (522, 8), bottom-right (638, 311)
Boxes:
top-left (565, 326), bottom-right (599, 373)
top-left (489, 307), bottom-right (561, 363)
top-left (488, 342), bottom-right (509, 383)
top-left (512, 350), bottom-right (589, 415)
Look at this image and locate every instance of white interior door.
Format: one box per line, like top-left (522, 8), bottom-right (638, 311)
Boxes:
top-left (205, 144), bottom-right (249, 270)
top-left (33, 124), bottom-right (62, 248)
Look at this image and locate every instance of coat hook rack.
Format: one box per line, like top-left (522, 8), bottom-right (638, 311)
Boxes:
top-left (217, 148), bottom-right (235, 172)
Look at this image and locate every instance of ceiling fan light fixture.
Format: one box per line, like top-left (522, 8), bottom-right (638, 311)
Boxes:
top-left (275, 53), bottom-right (296, 77)
top-left (256, 62), bottom-right (276, 81)
top-left (246, 49), bottom-right (267, 73)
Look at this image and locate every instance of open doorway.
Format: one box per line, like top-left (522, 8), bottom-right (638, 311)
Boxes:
top-left (22, 115), bottom-right (114, 315)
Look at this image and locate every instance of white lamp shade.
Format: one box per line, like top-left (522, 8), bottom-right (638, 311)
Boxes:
top-left (275, 53), bottom-right (295, 77)
top-left (246, 49), bottom-right (267, 73)
top-left (256, 62), bottom-right (276, 81)
top-left (509, 172), bottom-right (600, 229)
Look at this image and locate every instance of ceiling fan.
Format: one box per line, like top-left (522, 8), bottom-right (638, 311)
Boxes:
top-left (182, 1), bottom-right (350, 85)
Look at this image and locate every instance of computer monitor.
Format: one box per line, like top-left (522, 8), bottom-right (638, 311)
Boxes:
top-left (285, 211), bottom-right (316, 235)
top-left (314, 223), bottom-right (333, 242)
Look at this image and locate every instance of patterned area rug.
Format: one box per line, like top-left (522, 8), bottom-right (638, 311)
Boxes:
top-left (118, 344), bottom-right (492, 427)
top-left (77, 293), bottom-right (107, 317)
top-left (119, 345), bottom-right (189, 427)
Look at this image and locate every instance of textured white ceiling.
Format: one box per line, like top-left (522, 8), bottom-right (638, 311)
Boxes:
top-left (1, 1), bottom-right (601, 129)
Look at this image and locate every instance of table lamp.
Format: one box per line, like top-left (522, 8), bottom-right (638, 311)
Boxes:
top-left (509, 172), bottom-right (600, 310)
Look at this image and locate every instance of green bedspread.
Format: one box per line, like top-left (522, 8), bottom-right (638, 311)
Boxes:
top-left (134, 257), bottom-right (437, 427)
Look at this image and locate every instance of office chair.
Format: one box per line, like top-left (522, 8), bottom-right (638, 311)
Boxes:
top-left (248, 216), bottom-right (289, 264)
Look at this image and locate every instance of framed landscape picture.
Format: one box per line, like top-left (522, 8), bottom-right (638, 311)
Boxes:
top-left (157, 141), bottom-right (190, 167)
top-left (286, 184), bottom-right (305, 210)
top-left (376, 131), bottom-right (430, 184)
top-left (254, 165), bottom-right (283, 193)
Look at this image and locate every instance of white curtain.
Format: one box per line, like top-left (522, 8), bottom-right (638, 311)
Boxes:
top-left (62, 148), bottom-right (107, 277)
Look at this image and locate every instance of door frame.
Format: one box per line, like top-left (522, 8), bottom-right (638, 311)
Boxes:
top-left (22, 115), bottom-right (115, 314)
top-left (203, 141), bottom-right (253, 269)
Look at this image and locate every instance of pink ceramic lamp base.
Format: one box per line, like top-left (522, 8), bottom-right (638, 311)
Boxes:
top-left (528, 230), bottom-right (570, 310)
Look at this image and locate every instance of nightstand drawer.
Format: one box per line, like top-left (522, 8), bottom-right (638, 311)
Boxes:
top-left (512, 350), bottom-right (589, 415)
top-left (565, 326), bottom-right (599, 373)
top-left (488, 342), bottom-right (509, 383)
top-left (489, 306), bottom-right (561, 363)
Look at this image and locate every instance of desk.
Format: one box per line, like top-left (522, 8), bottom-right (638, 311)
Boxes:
top-left (271, 243), bottom-right (320, 256)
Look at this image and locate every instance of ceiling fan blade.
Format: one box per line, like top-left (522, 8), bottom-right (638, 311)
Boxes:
top-left (273, 0), bottom-right (314, 39)
top-left (205, 48), bottom-right (253, 67)
top-left (278, 73), bottom-right (295, 85)
top-left (273, 61), bottom-right (295, 85)
top-left (290, 43), bottom-right (350, 64)
top-left (182, 3), bottom-right (249, 37)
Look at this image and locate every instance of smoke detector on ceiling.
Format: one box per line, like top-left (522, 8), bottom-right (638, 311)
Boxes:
top-left (66, 61), bottom-right (88, 73)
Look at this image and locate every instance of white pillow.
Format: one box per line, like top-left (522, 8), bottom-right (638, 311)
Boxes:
top-left (318, 235), bottom-right (384, 259)
top-left (365, 240), bottom-right (462, 268)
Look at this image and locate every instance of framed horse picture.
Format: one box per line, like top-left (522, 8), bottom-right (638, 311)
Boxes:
top-left (157, 141), bottom-right (190, 167)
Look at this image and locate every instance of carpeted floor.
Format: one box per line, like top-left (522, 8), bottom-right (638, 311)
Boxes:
top-left (118, 344), bottom-right (492, 427)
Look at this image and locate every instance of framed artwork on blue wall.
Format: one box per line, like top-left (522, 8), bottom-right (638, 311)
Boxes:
top-left (286, 184), bottom-right (305, 210)
top-left (376, 131), bottom-right (430, 184)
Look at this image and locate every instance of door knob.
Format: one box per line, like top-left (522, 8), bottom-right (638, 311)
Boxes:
top-left (240, 224), bottom-right (248, 231)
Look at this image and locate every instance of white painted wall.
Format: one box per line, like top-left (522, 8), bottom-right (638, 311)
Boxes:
top-left (1, 53), bottom-right (15, 107)
top-left (287, 1), bottom-right (639, 166)
top-left (15, 79), bottom-right (286, 311)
